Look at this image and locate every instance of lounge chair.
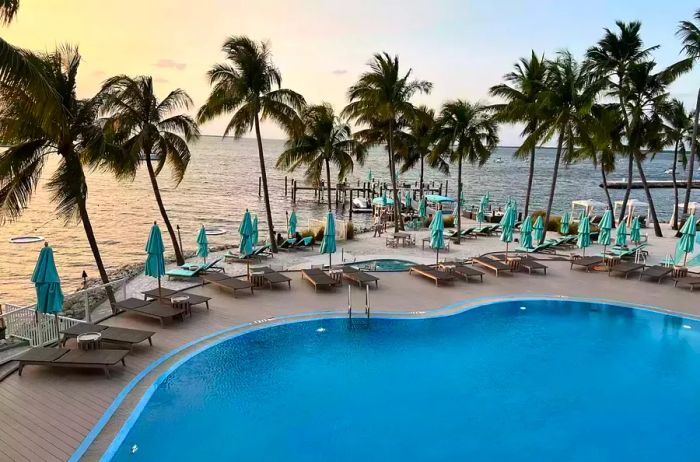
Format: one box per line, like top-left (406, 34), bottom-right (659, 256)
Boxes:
top-left (472, 256), bottom-right (511, 276)
top-left (516, 240), bottom-right (556, 253)
top-left (15, 347), bottom-right (128, 378)
top-left (166, 257), bottom-right (224, 279)
top-left (224, 244), bottom-right (273, 262)
top-left (569, 256), bottom-right (603, 272)
top-left (292, 236), bottom-right (314, 250)
top-left (520, 258), bottom-right (548, 275)
top-left (142, 287), bottom-right (181, 300)
top-left (279, 238), bottom-right (298, 250)
top-left (342, 266), bottom-right (379, 288)
top-left (202, 272), bottom-right (254, 297)
top-left (445, 264), bottom-right (484, 282)
top-left (638, 265), bottom-right (673, 283)
top-left (609, 243), bottom-right (648, 259)
top-left (408, 265), bottom-right (456, 286)
top-left (474, 225), bottom-right (495, 236)
top-left (301, 268), bottom-right (338, 291)
top-left (607, 262), bottom-right (644, 279)
top-left (165, 292), bottom-right (212, 311)
top-left (60, 323), bottom-right (155, 349)
top-left (674, 276), bottom-right (700, 292)
top-left (250, 266), bottom-right (292, 289)
top-left (116, 298), bottom-right (187, 327)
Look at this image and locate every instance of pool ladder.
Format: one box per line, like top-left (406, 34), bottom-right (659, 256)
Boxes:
top-left (347, 285), bottom-right (371, 327)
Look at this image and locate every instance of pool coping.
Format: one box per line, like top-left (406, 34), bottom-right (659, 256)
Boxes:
top-left (74, 293), bottom-right (700, 461)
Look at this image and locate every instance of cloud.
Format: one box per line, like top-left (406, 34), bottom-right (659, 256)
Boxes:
top-left (154, 59), bottom-right (186, 70)
top-left (331, 69), bottom-right (347, 75)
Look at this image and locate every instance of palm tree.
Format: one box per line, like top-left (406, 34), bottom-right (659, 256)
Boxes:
top-left (343, 52), bottom-right (432, 231)
top-left (523, 51), bottom-right (604, 243)
top-left (429, 100), bottom-right (499, 242)
top-left (276, 103), bottom-right (366, 209)
top-left (197, 36), bottom-right (305, 252)
top-left (0, 0), bottom-right (18, 23)
top-left (586, 21), bottom-right (658, 224)
top-left (489, 51), bottom-right (547, 217)
top-left (396, 105), bottom-right (436, 199)
top-left (677, 10), bottom-right (700, 214)
top-left (0, 46), bottom-right (117, 308)
top-left (660, 99), bottom-right (692, 230)
top-left (98, 76), bottom-right (200, 265)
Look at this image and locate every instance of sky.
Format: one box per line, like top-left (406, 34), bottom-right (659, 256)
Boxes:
top-left (4, 0), bottom-right (700, 145)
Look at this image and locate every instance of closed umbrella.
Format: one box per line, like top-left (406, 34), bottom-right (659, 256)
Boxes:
top-left (477, 203), bottom-right (486, 226)
top-left (251, 215), bottom-right (259, 247)
top-left (560, 212), bottom-right (570, 235)
top-left (678, 214), bottom-right (697, 266)
top-left (430, 210), bottom-right (446, 264)
top-left (288, 211), bottom-right (298, 237)
top-left (418, 197), bottom-right (427, 219)
top-left (238, 210), bottom-right (254, 257)
top-left (405, 191), bottom-right (412, 209)
top-left (319, 211), bottom-right (337, 268)
top-left (32, 242), bottom-right (64, 329)
top-left (577, 216), bottom-right (592, 256)
top-left (598, 210), bottom-right (613, 255)
top-left (533, 216), bottom-right (545, 244)
top-left (615, 221), bottom-right (628, 248)
top-left (196, 225), bottom-right (209, 263)
top-left (144, 222), bottom-right (166, 297)
top-left (520, 215), bottom-right (534, 250)
top-left (367, 169), bottom-right (373, 182)
top-left (500, 205), bottom-right (517, 258)
top-left (630, 216), bottom-right (641, 244)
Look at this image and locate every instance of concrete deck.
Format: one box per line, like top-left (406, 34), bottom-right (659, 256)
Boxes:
top-left (2, 259), bottom-right (699, 461)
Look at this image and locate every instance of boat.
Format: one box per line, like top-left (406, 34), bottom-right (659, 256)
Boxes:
top-left (351, 197), bottom-right (372, 213)
top-left (665, 168), bottom-right (673, 174)
top-left (495, 157), bottom-right (503, 163)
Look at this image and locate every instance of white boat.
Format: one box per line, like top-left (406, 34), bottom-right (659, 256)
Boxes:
top-left (351, 197), bottom-right (372, 213)
top-left (495, 157), bottom-right (503, 163)
top-left (664, 168), bottom-right (673, 174)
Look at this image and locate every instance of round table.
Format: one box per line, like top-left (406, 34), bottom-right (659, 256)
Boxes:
top-left (77, 332), bottom-right (102, 351)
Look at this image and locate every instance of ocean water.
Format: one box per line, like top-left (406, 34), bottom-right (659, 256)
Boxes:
top-left (108, 300), bottom-right (700, 461)
top-left (0, 136), bottom-right (696, 303)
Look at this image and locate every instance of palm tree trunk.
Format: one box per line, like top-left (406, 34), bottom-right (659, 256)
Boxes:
top-left (634, 155), bottom-right (663, 237)
top-left (254, 113), bottom-right (278, 253)
top-left (523, 146), bottom-right (535, 217)
top-left (617, 84), bottom-right (633, 225)
top-left (542, 131), bottom-right (564, 244)
top-left (601, 168), bottom-right (615, 225)
top-left (419, 155), bottom-right (424, 200)
top-left (618, 154), bottom-right (633, 224)
top-left (673, 141), bottom-right (680, 230)
top-left (388, 120), bottom-right (403, 231)
top-left (144, 153), bottom-right (184, 266)
top-left (325, 158), bottom-right (332, 210)
top-left (683, 87), bottom-right (700, 214)
top-left (455, 156), bottom-right (462, 244)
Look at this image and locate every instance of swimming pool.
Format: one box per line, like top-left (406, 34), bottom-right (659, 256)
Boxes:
top-left (348, 258), bottom-right (415, 271)
top-left (106, 299), bottom-right (700, 461)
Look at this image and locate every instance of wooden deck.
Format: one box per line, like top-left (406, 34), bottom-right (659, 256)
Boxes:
top-left (2, 262), bottom-right (700, 461)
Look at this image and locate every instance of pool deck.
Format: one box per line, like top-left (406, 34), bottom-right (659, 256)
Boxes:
top-left (2, 258), bottom-right (700, 461)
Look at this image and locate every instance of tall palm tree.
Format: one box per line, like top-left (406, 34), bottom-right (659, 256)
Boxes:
top-left (586, 21), bottom-right (658, 224)
top-left (197, 36), bottom-right (305, 252)
top-left (489, 51), bottom-right (547, 217)
top-left (522, 51), bottom-right (604, 243)
top-left (343, 52), bottom-right (432, 231)
top-left (0, 46), bottom-right (118, 307)
top-left (0, 0), bottom-right (18, 23)
top-left (429, 100), bottom-right (499, 241)
top-left (677, 10), bottom-right (700, 214)
top-left (660, 99), bottom-right (692, 230)
top-left (396, 105), bottom-right (436, 199)
top-left (276, 103), bottom-right (366, 210)
top-left (98, 76), bottom-right (200, 265)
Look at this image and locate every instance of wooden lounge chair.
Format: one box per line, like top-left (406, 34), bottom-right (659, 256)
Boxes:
top-left (250, 266), bottom-right (292, 289)
top-left (301, 268), bottom-right (338, 292)
top-left (201, 272), bottom-right (254, 297)
top-left (342, 266), bottom-right (379, 288)
top-left (166, 292), bottom-right (212, 310)
top-left (520, 258), bottom-right (548, 275)
top-left (408, 265), bottom-right (456, 286)
top-left (607, 262), bottom-right (644, 279)
top-left (116, 298), bottom-right (187, 327)
top-left (472, 256), bottom-right (511, 276)
top-left (15, 347), bottom-right (128, 378)
top-left (638, 265), bottom-right (672, 283)
top-left (674, 276), bottom-right (700, 292)
top-left (60, 323), bottom-right (155, 349)
top-left (569, 256), bottom-right (603, 272)
top-left (448, 264), bottom-right (484, 282)
top-left (166, 257), bottom-right (224, 279)
top-left (142, 287), bottom-right (181, 300)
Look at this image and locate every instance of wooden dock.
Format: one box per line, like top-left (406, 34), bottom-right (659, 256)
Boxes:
top-left (602, 180), bottom-right (700, 189)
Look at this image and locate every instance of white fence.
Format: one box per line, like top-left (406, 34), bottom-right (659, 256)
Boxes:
top-left (1, 304), bottom-right (84, 347)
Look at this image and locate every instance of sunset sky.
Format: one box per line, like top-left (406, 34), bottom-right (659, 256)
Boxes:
top-left (4, 0), bottom-right (700, 145)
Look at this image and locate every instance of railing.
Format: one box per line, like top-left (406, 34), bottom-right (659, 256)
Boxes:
top-left (1, 303), bottom-right (84, 347)
top-left (62, 277), bottom-right (129, 323)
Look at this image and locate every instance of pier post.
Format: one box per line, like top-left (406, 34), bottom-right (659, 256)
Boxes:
top-left (445, 180), bottom-right (448, 196)
top-left (439, 184), bottom-right (443, 195)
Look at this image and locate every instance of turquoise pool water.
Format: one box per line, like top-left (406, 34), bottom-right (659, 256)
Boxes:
top-left (106, 300), bottom-right (700, 461)
top-left (348, 258), bottom-right (415, 271)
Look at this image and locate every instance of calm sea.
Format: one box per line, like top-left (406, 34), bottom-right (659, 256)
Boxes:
top-left (1, 136), bottom-right (696, 303)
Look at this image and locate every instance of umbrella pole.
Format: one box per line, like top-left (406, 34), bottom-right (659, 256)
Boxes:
top-left (158, 276), bottom-right (161, 298)
top-left (684, 252), bottom-right (689, 266)
top-left (436, 247), bottom-right (439, 265)
top-left (329, 254), bottom-right (332, 270)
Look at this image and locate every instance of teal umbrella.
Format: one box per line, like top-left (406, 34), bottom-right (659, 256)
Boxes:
top-left (196, 225), bottom-right (209, 262)
top-left (405, 191), bottom-right (412, 209)
top-left (145, 222), bottom-right (166, 296)
top-left (238, 209), bottom-right (254, 257)
top-left (520, 215), bottom-right (534, 249)
top-left (500, 205), bottom-right (517, 257)
top-left (430, 210), bottom-right (446, 264)
top-left (477, 203), bottom-right (486, 226)
top-left (288, 211), bottom-right (298, 237)
top-left (678, 214), bottom-right (697, 265)
top-left (560, 212), bottom-right (570, 235)
top-left (630, 216), bottom-right (641, 244)
top-left (418, 197), bottom-right (427, 219)
top-left (251, 215), bottom-right (259, 246)
top-left (578, 210), bottom-right (586, 223)
top-left (577, 216), bottom-right (592, 256)
top-left (319, 211), bottom-right (337, 267)
top-left (367, 169), bottom-right (373, 182)
top-left (615, 221), bottom-right (628, 247)
top-left (32, 243), bottom-right (64, 328)
top-left (598, 210), bottom-right (613, 255)
top-left (533, 216), bottom-right (545, 244)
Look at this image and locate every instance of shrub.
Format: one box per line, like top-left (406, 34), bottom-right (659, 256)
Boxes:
top-left (299, 228), bottom-right (316, 243)
top-left (346, 222), bottom-right (355, 240)
top-left (569, 222), bottom-right (579, 235)
top-left (531, 209), bottom-right (567, 233)
top-left (314, 226), bottom-right (325, 242)
top-left (424, 213), bottom-right (455, 228)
